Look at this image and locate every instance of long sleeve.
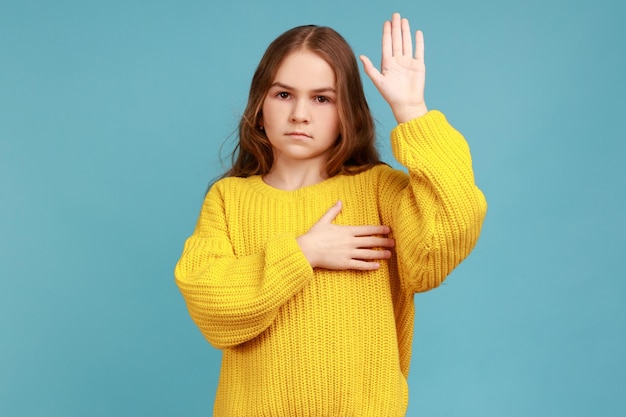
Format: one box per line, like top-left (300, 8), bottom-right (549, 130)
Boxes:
top-left (378, 110), bottom-right (487, 293)
top-left (174, 155), bottom-right (481, 414)
top-left (174, 182), bottom-right (314, 349)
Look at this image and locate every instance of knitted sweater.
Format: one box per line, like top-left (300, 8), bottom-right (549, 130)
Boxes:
top-left (175, 110), bottom-right (487, 416)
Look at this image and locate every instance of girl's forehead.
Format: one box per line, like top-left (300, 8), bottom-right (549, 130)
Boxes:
top-left (272, 50), bottom-right (336, 88)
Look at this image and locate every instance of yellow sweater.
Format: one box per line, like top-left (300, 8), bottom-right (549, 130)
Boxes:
top-left (175, 110), bottom-right (487, 416)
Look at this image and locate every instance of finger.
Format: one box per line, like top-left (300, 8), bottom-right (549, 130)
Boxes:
top-left (345, 225), bottom-right (391, 237)
top-left (316, 200), bottom-right (342, 225)
top-left (401, 17), bottom-right (412, 56)
top-left (415, 29), bottom-right (425, 62)
top-left (391, 13), bottom-right (402, 56)
top-left (346, 259), bottom-right (382, 271)
top-left (359, 54), bottom-right (381, 83)
top-left (381, 20), bottom-right (392, 61)
top-left (355, 236), bottom-right (395, 249)
top-left (352, 248), bottom-right (392, 260)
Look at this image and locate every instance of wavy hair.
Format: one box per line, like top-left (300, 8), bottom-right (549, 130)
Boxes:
top-left (223, 25), bottom-right (381, 178)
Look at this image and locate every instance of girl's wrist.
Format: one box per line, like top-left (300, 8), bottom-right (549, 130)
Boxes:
top-left (296, 235), bottom-right (317, 268)
top-left (393, 103), bottom-right (428, 124)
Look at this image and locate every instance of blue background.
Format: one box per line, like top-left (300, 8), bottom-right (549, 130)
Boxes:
top-left (1, 0), bottom-right (624, 416)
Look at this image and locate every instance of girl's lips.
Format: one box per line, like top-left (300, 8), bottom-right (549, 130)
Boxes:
top-left (286, 131), bottom-right (312, 139)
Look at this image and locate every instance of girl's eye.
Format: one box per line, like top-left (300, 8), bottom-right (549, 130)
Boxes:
top-left (277, 92), bottom-right (290, 99)
top-left (315, 96), bottom-right (330, 103)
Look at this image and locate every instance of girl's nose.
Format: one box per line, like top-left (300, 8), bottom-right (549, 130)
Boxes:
top-left (290, 100), bottom-right (310, 123)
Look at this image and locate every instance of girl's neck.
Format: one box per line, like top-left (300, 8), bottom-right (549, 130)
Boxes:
top-left (262, 163), bottom-right (329, 191)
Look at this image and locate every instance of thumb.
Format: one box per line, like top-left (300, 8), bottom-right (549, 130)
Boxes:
top-left (359, 54), bottom-right (381, 84)
top-left (315, 200), bottom-right (342, 225)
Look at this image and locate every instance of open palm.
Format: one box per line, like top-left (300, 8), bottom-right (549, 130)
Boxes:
top-left (360, 13), bottom-right (428, 123)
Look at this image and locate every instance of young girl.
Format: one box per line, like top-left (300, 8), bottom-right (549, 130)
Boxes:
top-left (175, 13), bottom-right (487, 416)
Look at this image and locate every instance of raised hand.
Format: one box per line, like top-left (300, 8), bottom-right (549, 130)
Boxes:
top-left (296, 201), bottom-right (395, 271)
top-left (360, 12), bottom-right (428, 123)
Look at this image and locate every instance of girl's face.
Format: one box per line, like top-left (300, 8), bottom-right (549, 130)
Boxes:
top-left (261, 50), bottom-right (340, 170)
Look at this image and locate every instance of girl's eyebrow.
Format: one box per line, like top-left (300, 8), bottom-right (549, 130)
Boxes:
top-left (270, 82), bottom-right (336, 94)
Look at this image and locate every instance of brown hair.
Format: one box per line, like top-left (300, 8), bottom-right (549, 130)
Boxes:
top-left (223, 25), bottom-right (381, 178)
